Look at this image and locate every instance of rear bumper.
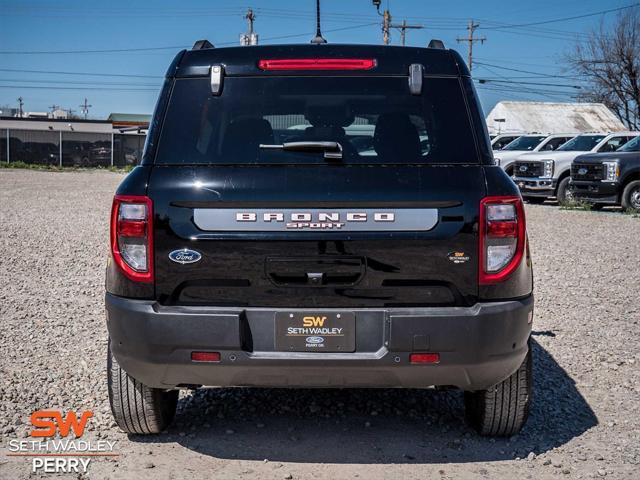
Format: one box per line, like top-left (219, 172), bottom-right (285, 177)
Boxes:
top-left (106, 293), bottom-right (533, 391)
top-left (570, 180), bottom-right (620, 204)
top-left (513, 177), bottom-right (556, 197)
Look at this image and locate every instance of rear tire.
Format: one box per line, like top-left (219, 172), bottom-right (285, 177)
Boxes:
top-left (107, 338), bottom-right (178, 434)
top-left (556, 177), bottom-right (572, 204)
top-left (464, 342), bottom-right (532, 436)
top-left (621, 180), bottom-right (640, 211)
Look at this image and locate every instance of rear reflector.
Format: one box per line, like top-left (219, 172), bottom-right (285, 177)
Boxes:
top-left (258, 58), bottom-right (377, 71)
top-left (410, 353), bottom-right (440, 364)
top-left (117, 220), bottom-right (146, 238)
top-left (191, 351), bottom-right (221, 362)
top-left (486, 220), bottom-right (517, 238)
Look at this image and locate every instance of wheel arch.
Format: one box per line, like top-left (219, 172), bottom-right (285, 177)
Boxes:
top-left (554, 168), bottom-right (571, 195)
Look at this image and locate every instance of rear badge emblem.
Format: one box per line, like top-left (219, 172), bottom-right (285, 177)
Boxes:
top-left (447, 251), bottom-right (470, 264)
top-left (169, 249), bottom-right (202, 264)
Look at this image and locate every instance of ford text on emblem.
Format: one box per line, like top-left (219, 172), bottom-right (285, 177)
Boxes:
top-left (305, 336), bottom-right (324, 344)
top-left (578, 168), bottom-right (588, 175)
top-left (169, 249), bottom-right (202, 264)
top-left (519, 165), bottom-right (528, 172)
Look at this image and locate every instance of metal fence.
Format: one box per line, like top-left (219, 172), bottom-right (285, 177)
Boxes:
top-left (0, 128), bottom-right (146, 167)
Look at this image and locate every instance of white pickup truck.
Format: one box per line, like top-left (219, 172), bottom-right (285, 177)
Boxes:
top-left (512, 132), bottom-right (639, 203)
top-left (493, 133), bottom-right (575, 176)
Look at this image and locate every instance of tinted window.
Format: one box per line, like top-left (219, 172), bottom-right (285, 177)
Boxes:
top-left (492, 135), bottom-right (519, 150)
top-left (540, 136), bottom-right (572, 151)
top-left (0, 129), bottom-right (6, 163)
top-left (557, 135), bottom-right (606, 152)
top-left (598, 136), bottom-right (631, 153)
top-left (9, 129), bottom-right (60, 165)
top-left (617, 136), bottom-right (640, 152)
top-left (114, 133), bottom-right (145, 167)
top-left (61, 132), bottom-right (112, 167)
top-left (155, 76), bottom-right (478, 165)
top-left (503, 136), bottom-right (546, 151)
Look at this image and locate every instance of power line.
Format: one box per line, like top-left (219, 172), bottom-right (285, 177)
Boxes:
top-left (0, 78), bottom-right (159, 86)
top-left (480, 3), bottom-right (639, 30)
top-left (0, 68), bottom-right (162, 79)
top-left (475, 78), bottom-right (581, 89)
top-left (475, 61), bottom-right (585, 79)
top-left (0, 23), bottom-right (377, 55)
top-left (0, 85), bottom-right (159, 91)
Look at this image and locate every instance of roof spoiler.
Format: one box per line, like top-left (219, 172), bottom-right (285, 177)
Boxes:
top-left (428, 39), bottom-right (445, 49)
top-left (192, 39), bottom-right (214, 50)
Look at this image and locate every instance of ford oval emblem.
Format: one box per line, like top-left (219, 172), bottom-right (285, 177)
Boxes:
top-left (578, 168), bottom-right (588, 175)
top-left (519, 165), bottom-right (528, 172)
top-left (306, 336), bottom-right (324, 344)
top-left (169, 249), bottom-right (202, 264)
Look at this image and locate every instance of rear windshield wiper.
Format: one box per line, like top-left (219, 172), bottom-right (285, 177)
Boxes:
top-left (259, 141), bottom-right (343, 161)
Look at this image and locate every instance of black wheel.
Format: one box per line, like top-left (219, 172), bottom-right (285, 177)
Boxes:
top-left (464, 343), bottom-right (532, 436)
top-left (107, 338), bottom-right (178, 434)
top-left (556, 177), bottom-right (572, 204)
top-left (621, 180), bottom-right (640, 211)
top-left (524, 197), bottom-right (545, 204)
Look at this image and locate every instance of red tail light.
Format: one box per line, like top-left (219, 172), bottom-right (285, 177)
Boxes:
top-left (258, 58), bottom-right (376, 71)
top-left (479, 196), bottom-right (526, 285)
top-left (110, 195), bottom-right (153, 283)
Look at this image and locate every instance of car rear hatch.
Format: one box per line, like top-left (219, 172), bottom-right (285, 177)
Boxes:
top-left (146, 47), bottom-right (488, 308)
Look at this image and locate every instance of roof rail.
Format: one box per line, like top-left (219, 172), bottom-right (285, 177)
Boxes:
top-left (192, 39), bottom-right (214, 50)
top-left (428, 39), bottom-right (445, 49)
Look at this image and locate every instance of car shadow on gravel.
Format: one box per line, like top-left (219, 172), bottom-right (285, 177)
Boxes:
top-left (131, 339), bottom-right (597, 464)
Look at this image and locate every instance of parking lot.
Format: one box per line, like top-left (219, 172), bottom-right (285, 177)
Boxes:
top-left (1, 169), bottom-right (639, 479)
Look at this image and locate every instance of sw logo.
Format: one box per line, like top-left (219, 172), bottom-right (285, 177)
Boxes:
top-left (303, 316), bottom-right (326, 327)
top-left (447, 251), bottom-right (470, 264)
top-left (30, 410), bottom-right (93, 438)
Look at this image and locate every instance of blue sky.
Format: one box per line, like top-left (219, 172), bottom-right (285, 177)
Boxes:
top-left (0, 0), bottom-right (629, 118)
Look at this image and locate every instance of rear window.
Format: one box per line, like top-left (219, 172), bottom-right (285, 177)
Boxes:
top-left (155, 76), bottom-right (479, 165)
top-left (618, 136), bottom-right (640, 152)
top-left (557, 135), bottom-right (605, 152)
top-left (502, 135), bottom-right (546, 151)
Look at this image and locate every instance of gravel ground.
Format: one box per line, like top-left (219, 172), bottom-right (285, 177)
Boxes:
top-left (0, 169), bottom-right (639, 479)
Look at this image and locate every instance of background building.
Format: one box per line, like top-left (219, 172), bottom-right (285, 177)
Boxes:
top-left (0, 116), bottom-right (146, 167)
top-left (485, 101), bottom-right (627, 135)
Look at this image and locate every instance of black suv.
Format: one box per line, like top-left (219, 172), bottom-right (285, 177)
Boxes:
top-left (571, 135), bottom-right (640, 210)
top-left (106, 42), bottom-right (534, 436)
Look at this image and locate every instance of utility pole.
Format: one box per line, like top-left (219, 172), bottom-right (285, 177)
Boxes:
top-left (240, 8), bottom-right (258, 46)
top-left (396, 19), bottom-right (424, 46)
top-left (79, 98), bottom-right (92, 119)
top-left (383, 9), bottom-right (391, 45)
top-left (457, 20), bottom-right (485, 72)
top-left (372, 2), bottom-right (422, 46)
top-left (17, 96), bottom-right (24, 118)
